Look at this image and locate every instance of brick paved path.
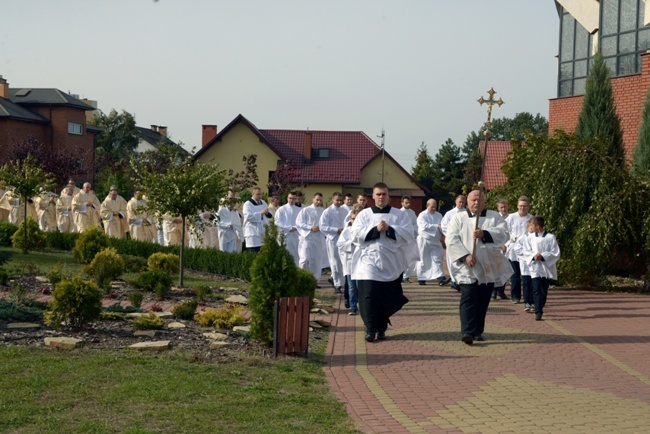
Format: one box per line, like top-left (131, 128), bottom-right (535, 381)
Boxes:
top-left (324, 281), bottom-right (650, 433)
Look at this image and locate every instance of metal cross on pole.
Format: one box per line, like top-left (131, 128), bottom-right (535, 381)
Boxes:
top-left (472, 87), bottom-right (505, 257)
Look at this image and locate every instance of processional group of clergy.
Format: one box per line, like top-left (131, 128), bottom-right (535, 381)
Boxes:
top-left (0, 178), bottom-right (560, 344)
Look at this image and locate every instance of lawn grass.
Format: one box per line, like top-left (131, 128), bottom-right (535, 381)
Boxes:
top-left (0, 342), bottom-right (357, 433)
top-left (0, 247), bottom-right (357, 433)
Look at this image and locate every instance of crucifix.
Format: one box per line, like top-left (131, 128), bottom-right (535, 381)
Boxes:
top-left (472, 88), bottom-right (505, 256)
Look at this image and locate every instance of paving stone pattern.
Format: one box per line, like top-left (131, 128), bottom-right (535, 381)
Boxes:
top-left (324, 279), bottom-right (650, 433)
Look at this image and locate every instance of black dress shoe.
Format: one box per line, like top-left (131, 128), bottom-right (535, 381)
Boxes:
top-left (418, 280), bottom-right (426, 285)
top-left (473, 334), bottom-right (485, 342)
top-left (334, 286), bottom-right (342, 294)
top-left (535, 313), bottom-right (543, 321)
top-left (462, 335), bottom-right (473, 345)
top-left (327, 277), bottom-right (335, 288)
top-left (439, 277), bottom-right (451, 286)
top-left (377, 331), bottom-right (386, 341)
top-left (365, 332), bottom-right (376, 342)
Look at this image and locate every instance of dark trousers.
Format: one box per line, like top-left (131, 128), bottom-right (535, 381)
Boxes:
top-left (532, 277), bottom-right (549, 315)
top-left (459, 282), bottom-right (494, 337)
top-left (509, 260), bottom-right (521, 301)
top-left (245, 246), bottom-right (261, 252)
top-left (522, 275), bottom-right (533, 305)
top-left (357, 276), bottom-right (408, 334)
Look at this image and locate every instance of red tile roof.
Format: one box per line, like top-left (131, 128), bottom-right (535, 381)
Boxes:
top-left (196, 114), bottom-right (421, 187)
top-left (478, 140), bottom-right (512, 190)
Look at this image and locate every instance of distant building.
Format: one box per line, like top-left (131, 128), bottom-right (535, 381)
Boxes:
top-left (136, 125), bottom-right (189, 156)
top-left (479, 141), bottom-right (513, 191)
top-left (550, 0), bottom-right (650, 160)
top-left (194, 114), bottom-right (426, 210)
top-left (0, 75), bottom-right (96, 181)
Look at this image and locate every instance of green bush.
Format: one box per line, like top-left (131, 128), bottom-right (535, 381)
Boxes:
top-left (173, 299), bottom-right (198, 320)
top-left (194, 304), bottom-right (245, 329)
top-left (72, 227), bottom-right (111, 264)
top-left (45, 276), bottom-right (103, 329)
top-left (129, 269), bottom-right (173, 293)
top-left (9, 283), bottom-right (35, 306)
top-left (294, 267), bottom-right (316, 303)
top-left (105, 303), bottom-right (141, 314)
top-left (0, 221), bottom-right (18, 247)
top-left (147, 252), bottom-right (180, 275)
top-left (45, 231), bottom-right (79, 251)
top-left (122, 254), bottom-right (148, 273)
top-left (195, 284), bottom-right (211, 302)
top-left (46, 263), bottom-right (66, 287)
top-left (12, 217), bottom-right (46, 250)
top-left (0, 298), bottom-right (44, 322)
top-left (132, 311), bottom-right (165, 330)
top-left (129, 292), bottom-right (144, 309)
top-left (249, 221), bottom-right (313, 345)
top-left (85, 247), bottom-right (125, 292)
top-left (111, 237), bottom-right (177, 258)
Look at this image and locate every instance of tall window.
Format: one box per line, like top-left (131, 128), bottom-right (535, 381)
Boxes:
top-left (558, 8), bottom-right (592, 97)
top-left (600, 0), bottom-right (649, 76)
top-left (68, 122), bottom-right (83, 135)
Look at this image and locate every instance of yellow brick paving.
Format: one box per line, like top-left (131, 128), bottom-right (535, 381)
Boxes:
top-left (326, 282), bottom-right (650, 433)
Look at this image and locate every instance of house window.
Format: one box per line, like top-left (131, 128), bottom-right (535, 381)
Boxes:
top-left (599, 0), bottom-right (648, 77)
top-left (558, 8), bottom-right (592, 97)
top-left (314, 148), bottom-right (330, 159)
top-left (68, 122), bottom-right (83, 135)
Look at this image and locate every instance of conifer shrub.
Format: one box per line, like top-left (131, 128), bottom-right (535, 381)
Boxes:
top-left (11, 217), bottom-right (46, 250)
top-left (111, 237), bottom-right (176, 258)
top-left (46, 262), bottom-right (66, 287)
top-left (0, 298), bottom-right (44, 322)
top-left (294, 267), bottom-right (317, 303)
top-left (147, 252), bottom-right (180, 275)
top-left (45, 276), bottom-right (102, 329)
top-left (72, 227), bottom-right (111, 264)
top-left (131, 311), bottom-right (165, 330)
top-left (249, 221), bottom-right (313, 345)
top-left (194, 303), bottom-right (245, 329)
top-left (129, 291), bottom-right (144, 309)
top-left (0, 266), bottom-right (9, 286)
top-left (0, 221), bottom-right (18, 247)
top-left (195, 284), bottom-right (211, 302)
top-left (129, 269), bottom-right (173, 293)
top-left (85, 247), bottom-right (125, 292)
top-left (173, 299), bottom-right (198, 320)
top-left (122, 254), bottom-right (148, 273)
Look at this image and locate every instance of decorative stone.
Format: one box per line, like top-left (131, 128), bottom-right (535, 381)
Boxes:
top-left (35, 276), bottom-right (49, 283)
top-left (155, 312), bottom-right (174, 319)
top-left (319, 305), bottom-right (335, 313)
top-left (210, 341), bottom-right (232, 349)
top-left (310, 308), bottom-right (320, 314)
top-left (134, 330), bottom-right (156, 337)
top-left (219, 287), bottom-right (239, 291)
top-left (129, 341), bottom-right (170, 351)
top-left (232, 325), bottom-right (250, 333)
top-left (309, 321), bottom-right (323, 329)
top-left (314, 320), bottom-right (331, 327)
top-left (170, 286), bottom-right (184, 292)
top-left (319, 309), bottom-right (333, 315)
top-left (203, 332), bottom-right (228, 341)
top-left (126, 313), bottom-right (143, 319)
top-left (44, 337), bottom-right (84, 349)
top-left (225, 295), bottom-right (248, 305)
top-left (167, 322), bottom-right (186, 329)
top-left (111, 280), bottom-right (126, 286)
top-left (7, 322), bottom-right (40, 329)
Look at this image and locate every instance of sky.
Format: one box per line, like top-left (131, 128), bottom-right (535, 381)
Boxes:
top-left (1, 1), bottom-right (560, 171)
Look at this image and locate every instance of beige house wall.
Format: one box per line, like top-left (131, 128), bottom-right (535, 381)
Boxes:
top-left (194, 123), bottom-right (280, 191)
top-left (359, 157), bottom-right (419, 191)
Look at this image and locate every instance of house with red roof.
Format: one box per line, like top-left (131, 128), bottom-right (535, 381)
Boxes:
top-left (194, 114), bottom-right (426, 210)
top-left (0, 75), bottom-right (96, 182)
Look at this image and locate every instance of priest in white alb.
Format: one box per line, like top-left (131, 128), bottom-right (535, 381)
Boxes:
top-left (351, 183), bottom-right (418, 343)
top-left (446, 190), bottom-right (512, 345)
top-left (416, 198), bottom-right (446, 285)
top-left (242, 187), bottom-right (272, 252)
top-left (273, 191), bottom-right (300, 266)
top-left (296, 193), bottom-right (325, 280)
top-left (126, 189), bottom-right (156, 242)
top-left (100, 185), bottom-right (128, 238)
top-left (319, 192), bottom-right (348, 293)
top-left (72, 182), bottom-right (100, 233)
top-left (56, 184), bottom-right (75, 233)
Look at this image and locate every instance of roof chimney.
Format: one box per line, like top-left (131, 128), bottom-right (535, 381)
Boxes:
top-left (202, 124), bottom-right (217, 147)
top-left (0, 76), bottom-right (8, 100)
top-left (158, 126), bottom-right (167, 137)
top-left (304, 132), bottom-right (313, 160)
top-left (150, 125), bottom-right (158, 132)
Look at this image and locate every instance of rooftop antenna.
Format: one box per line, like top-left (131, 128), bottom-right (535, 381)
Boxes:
top-left (377, 128), bottom-right (385, 182)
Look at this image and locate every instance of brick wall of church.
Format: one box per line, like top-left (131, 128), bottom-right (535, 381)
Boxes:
top-left (549, 52), bottom-right (650, 162)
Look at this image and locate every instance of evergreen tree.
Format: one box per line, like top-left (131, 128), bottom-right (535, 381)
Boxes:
top-left (430, 139), bottom-right (464, 212)
top-left (575, 51), bottom-right (624, 164)
top-left (411, 142), bottom-right (435, 190)
top-left (633, 88), bottom-right (650, 175)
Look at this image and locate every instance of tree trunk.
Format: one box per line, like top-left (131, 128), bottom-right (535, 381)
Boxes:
top-left (179, 215), bottom-right (186, 287)
top-left (22, 195), bottom-right (28, 254)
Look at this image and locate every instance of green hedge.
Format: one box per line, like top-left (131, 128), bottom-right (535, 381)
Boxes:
top-left (43, 234), bottom-right (255, 281)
